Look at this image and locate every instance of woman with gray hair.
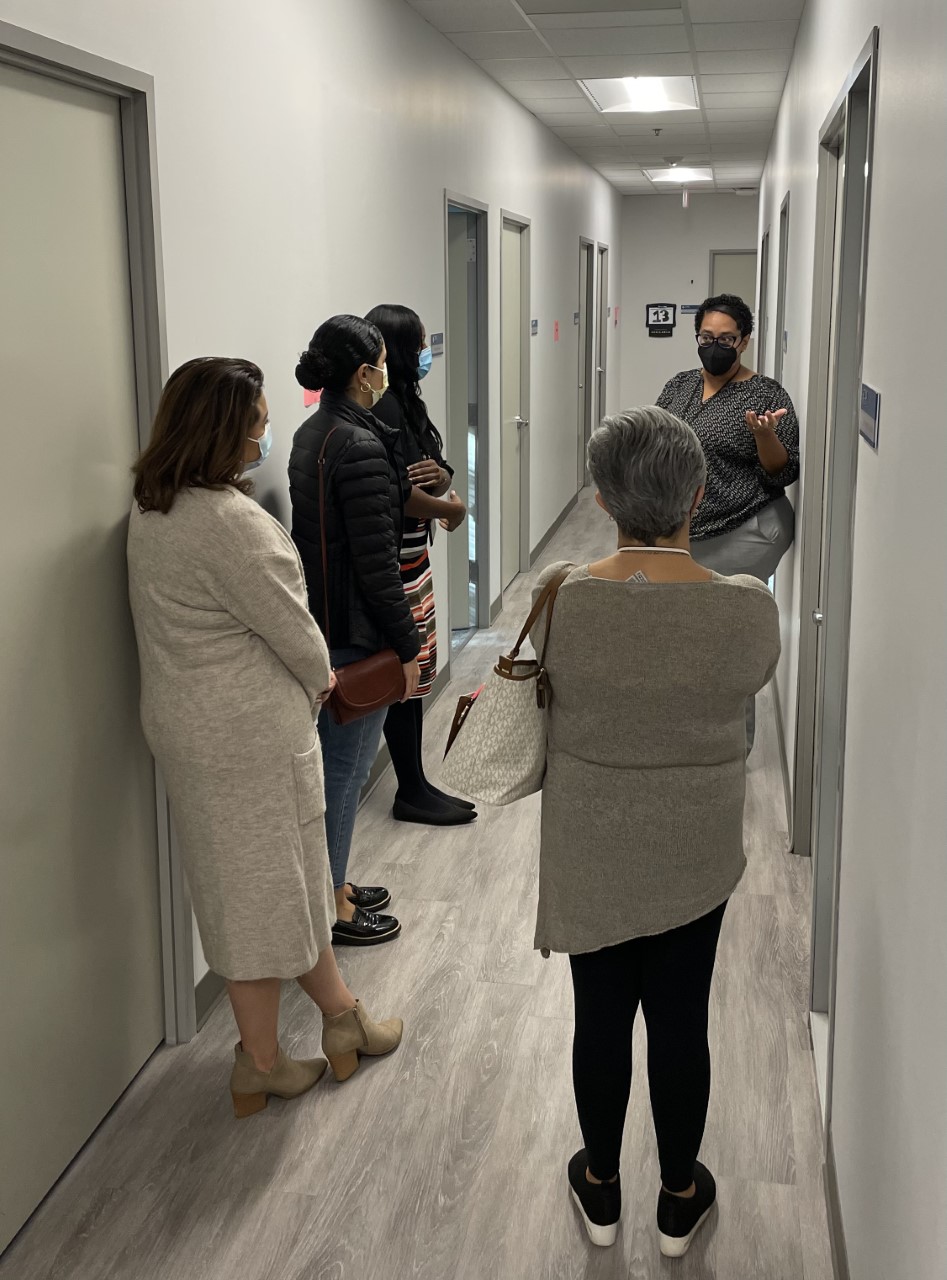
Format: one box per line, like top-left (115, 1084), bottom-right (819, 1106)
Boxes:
top-left (530, 406), bottom-right (780, 1258)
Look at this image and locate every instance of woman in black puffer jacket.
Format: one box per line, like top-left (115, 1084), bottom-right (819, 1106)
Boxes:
top-left (290, 314), bottom-right (420, 948)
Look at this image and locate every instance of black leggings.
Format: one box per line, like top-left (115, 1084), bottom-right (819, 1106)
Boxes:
top-left (383, 698), bottom-right (427, 802)
top-left (568, 901), bottom-right (727, 1190)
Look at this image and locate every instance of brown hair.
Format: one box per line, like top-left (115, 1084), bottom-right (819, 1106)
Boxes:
top-left (133, 357), bottom-right (265, 513)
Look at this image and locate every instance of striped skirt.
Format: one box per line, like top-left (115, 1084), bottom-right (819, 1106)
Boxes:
top-left (400, 518), bottom-right (437, 699)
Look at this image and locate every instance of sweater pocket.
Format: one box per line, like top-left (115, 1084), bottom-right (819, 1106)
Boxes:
top-left (293, 740), bottom-right (326, 826)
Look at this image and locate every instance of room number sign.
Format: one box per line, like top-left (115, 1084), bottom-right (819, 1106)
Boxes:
top-left (646, 302), bottom-right (676, 338)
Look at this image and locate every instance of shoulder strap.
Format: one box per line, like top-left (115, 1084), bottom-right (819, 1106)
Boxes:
top-left (508, 565), bottom-right (574, 666)
top-left (317, 426), bottom-right (341, 651)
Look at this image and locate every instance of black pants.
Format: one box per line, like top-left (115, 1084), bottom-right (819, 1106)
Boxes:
top-left (568, 901), bottom-right (727, 1190)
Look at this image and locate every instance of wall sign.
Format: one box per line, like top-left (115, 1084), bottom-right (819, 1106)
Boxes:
top-left (554, 320), bottom-right (560, 342)
top-left (573, 311), bottom-right (580, 326)
top-left (859, 383), bottom-right (881, 449)
top-left (614, 306), bottom-right (620, 327)
top-left (681, 303), bottom-right (700, 315)
top-left (647, 302), bottom-right (676, 338)
top-left (530, 319), bottom-right (539, 336)
top-left (430, 332), bottom-right (444, 357)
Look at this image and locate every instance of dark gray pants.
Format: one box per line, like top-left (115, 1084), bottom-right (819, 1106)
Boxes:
top-left (692, 495), bottom-right (794, 753)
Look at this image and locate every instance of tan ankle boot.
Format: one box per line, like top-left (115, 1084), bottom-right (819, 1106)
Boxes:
top-left (229, 1043), bottom-right (327, 1118)
top-left (322, 1000), bottom-right (403, 1082)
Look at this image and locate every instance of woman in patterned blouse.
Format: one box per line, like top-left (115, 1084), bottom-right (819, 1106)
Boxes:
top-left (656, 292), bottom-right (799, 754)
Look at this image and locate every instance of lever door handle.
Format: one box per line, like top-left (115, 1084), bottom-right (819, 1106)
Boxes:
top-left (812, 610), bottom-right (824, 625)
top-left (514, 416), bottom-right (529, 428)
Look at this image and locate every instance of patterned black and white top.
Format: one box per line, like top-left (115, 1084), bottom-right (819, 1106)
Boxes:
top-left (656, 369), bottom-right (800, 541)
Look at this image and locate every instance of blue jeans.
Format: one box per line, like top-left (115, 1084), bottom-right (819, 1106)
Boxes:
top-left (318, 648), bottom-right (387, 889)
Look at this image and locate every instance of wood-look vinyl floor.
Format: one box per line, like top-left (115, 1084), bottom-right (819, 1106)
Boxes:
top-left (1, 491), bottom-right (834, 1280)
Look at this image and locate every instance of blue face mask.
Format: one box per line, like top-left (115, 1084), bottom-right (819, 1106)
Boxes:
top-left (245, 421), bottom-right (272, 471)
top-left (417, 346), bottom-right (433, 381)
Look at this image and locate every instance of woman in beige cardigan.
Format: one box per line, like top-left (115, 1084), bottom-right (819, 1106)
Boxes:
top-left (127, 357), bottom-right (401, 1117)
top-left (531, 407), bottom-right (780, 1257)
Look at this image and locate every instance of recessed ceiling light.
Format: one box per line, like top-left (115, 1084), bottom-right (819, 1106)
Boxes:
top-left (644, 166), bottom-right (713, 184)
top-left (579, 76), bottom-right (699, 114)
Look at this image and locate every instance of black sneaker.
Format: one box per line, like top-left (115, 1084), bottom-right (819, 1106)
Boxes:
top-left (567, 1149), bottom-right (621, 1247)
top-left (346, 883), bottom-right (392, 913)
top-left (331, 907), bottom-right (401, 946)
top-left (657, 1161), bottom-right (716, 1258)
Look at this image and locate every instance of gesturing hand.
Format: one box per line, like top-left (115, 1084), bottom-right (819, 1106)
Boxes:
top-left (438, 491), bottom-right (467, 533)
top-left (408, 459), bottom-right (448, 490)
top-left (746, 408), bottom-right (788, 435)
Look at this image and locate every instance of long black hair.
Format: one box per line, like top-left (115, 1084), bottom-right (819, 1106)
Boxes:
top-left (296, 314), bottom-right (383, 395)
top-left (365, 303), bottom-right (443, 452)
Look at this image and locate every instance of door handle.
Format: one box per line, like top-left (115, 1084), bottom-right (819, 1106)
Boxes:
top-left (514, 416), bottom-right (529, 428)
top-left (596, 366), bottom-right (605, 374)
top-left (812, 610), bottom-right (824, 626)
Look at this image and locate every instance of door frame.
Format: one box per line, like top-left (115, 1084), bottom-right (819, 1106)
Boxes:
top-left (443, 190), bottom-right (490, 629)
top-left (791, 30), bottom-right (879, 1138)
top-left (774, 193), bottom-right (791, 385)
top-left (500, 211), bottom-right (532, 587)
top-left (577, 237), bottom-right (596, 490)
top-left (595, 242), bottom-right (609, 431)
top-left (0, 21), bottom-right (196, 1044)
top-left (758, 228), bottom-right (771, 376)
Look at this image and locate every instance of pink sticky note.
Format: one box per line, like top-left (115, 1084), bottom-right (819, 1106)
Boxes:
top-left (303, 388), bottom-right (321, 407)
top-left (554, 320), bottom-right (560, 343)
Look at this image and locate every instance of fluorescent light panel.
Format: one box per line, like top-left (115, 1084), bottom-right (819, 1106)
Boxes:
top-left (580, 76), bottom-right (699, 114)
top-left (644, 166), bottom-right (714, 183)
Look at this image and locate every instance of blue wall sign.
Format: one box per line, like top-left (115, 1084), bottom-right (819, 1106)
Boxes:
top-left (859, 384), bottom-right (881, 449)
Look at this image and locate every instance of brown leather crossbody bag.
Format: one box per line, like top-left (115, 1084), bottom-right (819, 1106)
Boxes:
top-left (317, 427), bottom-right (405, 725)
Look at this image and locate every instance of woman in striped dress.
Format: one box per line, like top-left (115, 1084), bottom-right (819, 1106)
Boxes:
top-left (367, 305), bottom-right (477, 826)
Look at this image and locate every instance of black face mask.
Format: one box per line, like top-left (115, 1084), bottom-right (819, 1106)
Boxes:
top-left (698, 342), bottom-right (739, 377)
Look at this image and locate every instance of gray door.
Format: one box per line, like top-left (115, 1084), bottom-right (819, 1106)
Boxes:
top-left (774, 197), bottom-right (791, 384)
top-left (501, 219), bottom-right (528, 591)
top-left (711, 250), bottom-right (758, 370)
top-left (0, 63), bottom-right (164, 1253)
top-left (595, 245), bottom-right (609, 428)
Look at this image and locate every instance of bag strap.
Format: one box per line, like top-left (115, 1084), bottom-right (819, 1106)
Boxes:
top-left (317, 426), bottom-right (340, 653)
top-left (508, 565), bottom-right (574, 666)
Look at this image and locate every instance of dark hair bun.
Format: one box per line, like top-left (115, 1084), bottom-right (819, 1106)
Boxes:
top-left (295, 315), bottom-right (383, 396)
top-left (295, 348), bottom-right (330, 391)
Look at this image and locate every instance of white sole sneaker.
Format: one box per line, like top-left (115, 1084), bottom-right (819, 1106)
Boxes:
top-left (658, 1205), bottom-right (713, 1258)
top-left (570, 1188), bottom-right (619, 1247)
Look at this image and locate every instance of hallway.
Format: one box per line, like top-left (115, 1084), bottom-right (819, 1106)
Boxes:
top-left (1, 493), bottom-right (833, 1280)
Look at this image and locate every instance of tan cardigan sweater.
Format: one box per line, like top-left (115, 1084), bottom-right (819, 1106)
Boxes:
top-left (531, 562), bottom-right (780, 955)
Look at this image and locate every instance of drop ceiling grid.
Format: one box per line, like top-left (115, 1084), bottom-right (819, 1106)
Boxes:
top-left (404, 0), bottom-right (798, 194)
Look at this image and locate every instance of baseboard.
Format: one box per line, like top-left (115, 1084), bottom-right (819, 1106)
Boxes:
top-left (530, 493), bottom-right (579, 567)
top-left (195, 969), bottom-right (225, 1029)
top-left (490, 593), bottom-right (502, 625)
top-left (360, 659), bottom-right (452, 802)
top-left (771, 678), bottom-right (794, 847)
top-left (824, 1126), bottom-right (851, 1280)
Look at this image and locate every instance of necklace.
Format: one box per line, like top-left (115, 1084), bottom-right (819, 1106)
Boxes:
top-left (617, 546), bottom-right (690, 556)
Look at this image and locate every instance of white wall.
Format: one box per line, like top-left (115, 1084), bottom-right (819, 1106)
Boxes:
top-left (759, 4), bottom-right (947, 1279)
top-left (619, 193), bottom-right (760, 407)
top-left (0, 0), bottom-right (622, 984)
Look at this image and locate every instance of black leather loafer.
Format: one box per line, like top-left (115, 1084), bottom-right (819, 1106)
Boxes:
top-left (392, 798), bottom-right (477, 827)
top-left (346, 884), bottom-right (391, 913)
top-left (332, 907), bottom-right (401, 947)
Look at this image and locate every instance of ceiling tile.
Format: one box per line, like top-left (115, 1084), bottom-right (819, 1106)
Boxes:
top-left (688, 0), bottom-right (803, 22)
top-left (697, 49), bottom-right (791, 74)
top-left (705, 121), bottom-right (775, 136)
top-left (609, 120), bottom-right (709, 134)
top-left (698, 72), bottom-right (786, 94)
top-left (692, 21), bottom-right (798, 52)
top-left (529, 98), bottom-right (601, 113)
top-left (501, 79), bottom-right (585, 98)
top-left (533, 9), bottom-right (684, 27)
top-left (702, 91), bottom-right (782, 110)
top-left (552, 122), bottom-right (618, 133)
top-left (535, 110), bottom-right (603, 125)
top-left (478, 57), bottom-right (571, 80)
top-left (542, 25), bottom-right (690, 55)
top-left (562, 52), bottom-right (696, 76)
top-left (448, 30), bottom-right (549, 59)
top-left (520, 0), bottom-right (682, 12)
top-left (405, 0), bottom-right (529, 33)
top-left (704, 106), bottom-right (778, 122)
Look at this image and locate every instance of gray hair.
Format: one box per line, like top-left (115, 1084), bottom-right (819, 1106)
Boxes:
top-left (587, 406), bottom-right (707, 543)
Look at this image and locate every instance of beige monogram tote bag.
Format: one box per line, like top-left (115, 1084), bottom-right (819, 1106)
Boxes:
top-left (440, 567), bottom-right (571, 806)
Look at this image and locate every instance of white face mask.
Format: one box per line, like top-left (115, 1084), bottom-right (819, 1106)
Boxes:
top-left (363, 363), bottom-right (388, 407)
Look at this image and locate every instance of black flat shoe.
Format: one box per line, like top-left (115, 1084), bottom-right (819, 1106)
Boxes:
top-left (332, 907), bottom-right (401, 947)
top-left (392, 797), bottom-right (477, 827)
top-left (567, 1150), bottom-right (620, 1247)
top-left (657, 1162), bottom-right (716, 1258)
top-left (346, 883), bottom-right (391, 913)
top-left (425, 784), bottom-right (476, 812)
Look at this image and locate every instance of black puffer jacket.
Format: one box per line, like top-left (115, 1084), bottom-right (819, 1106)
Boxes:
top-left (289, 391), bottom-right (421, 663)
